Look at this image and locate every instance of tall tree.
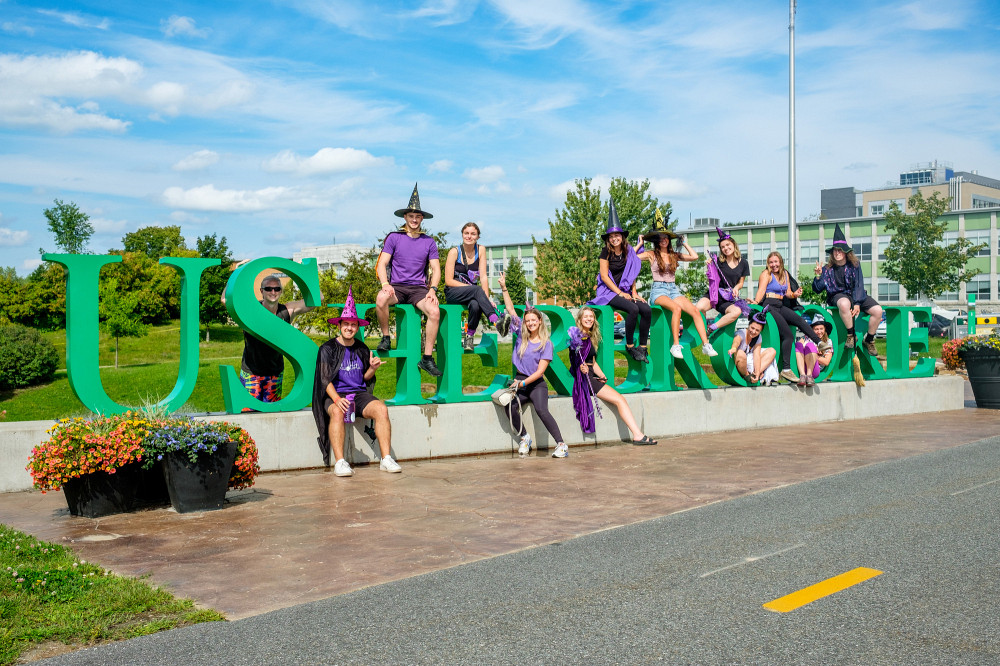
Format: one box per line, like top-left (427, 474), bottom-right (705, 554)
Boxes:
top-left (675, 253), bottom-right (707, 300)
top-left (534, 177), bottom-right (672, 306)
top-left (122, 225), bottom-right (188, 259)
top-left (501, 255), bottom-right (532, 306)
top-left (196, 233), bottom-right (235, 330)
top-left (41, 199), bottom-right (93, 255)
top-left (882, 192), bottom-right (985, 300)
top-left (99, 277), bottom-right (149, 368)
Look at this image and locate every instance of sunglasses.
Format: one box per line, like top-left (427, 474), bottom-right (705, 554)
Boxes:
top-left (261, 286), bottom-right (282, 293)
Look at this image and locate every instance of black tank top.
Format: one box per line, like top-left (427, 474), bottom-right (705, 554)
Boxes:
top-left (453, 244), bottom-right (480, 285)
top-left (241, 302), bottom-right (290, 376)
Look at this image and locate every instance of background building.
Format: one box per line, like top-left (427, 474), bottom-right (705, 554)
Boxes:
top-left (292, 243), bottom-right (366, 277)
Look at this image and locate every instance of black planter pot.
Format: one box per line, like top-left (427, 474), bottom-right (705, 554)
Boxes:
top-left (62, 463), bottom-right (141, 518)
top-left (135, 463), bottom-right (171, 508)
top-left (962, 349), bottom-right (1000, 409)
top-left (162, 441), bottom-right (238, 513)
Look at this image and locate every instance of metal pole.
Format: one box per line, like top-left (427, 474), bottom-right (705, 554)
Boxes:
top-left (788, 0), bottom-right (797, 268)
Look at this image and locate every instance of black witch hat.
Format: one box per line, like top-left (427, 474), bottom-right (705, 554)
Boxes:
top-left (600, 198), bottom-right (628, 241)
top-left (826, 223), bottom-right (850, 254)
top-left (394, 182), bottom-right (434, 219)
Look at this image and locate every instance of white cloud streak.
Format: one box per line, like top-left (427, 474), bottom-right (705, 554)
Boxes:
top-left (0, 227), bottom-right (29, 246)
top-left (263, 147), bottom-right (392, 176)
top-left (173, 149), bottom-right (220, 171)
top-left (161, 15), bottom-right (211, 39)
top-left (37, 9), bottom-right (110, 31)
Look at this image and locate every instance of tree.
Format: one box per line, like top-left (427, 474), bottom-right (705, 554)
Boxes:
top-left (99, 277), bottom-right (149, 368)
top-left (501, 255), bottom-right (532, 306)
top-left (796, 270), bottom-right (825, 306)
top-left (882, 192), bottom-right (985, 300)
top-left (16, 263), bottom-right (67, 331)
top-left (122, 225), bottom-right (188, 259)
top-left (42, 199), bottom-right (94, 255)
top-left (534, 177), bottom-right (673, 306)
top-left (103, 251), bottom-right (187, 324)
top-left (675, 253), bottom-right (707, 300)
top-left (196, 233), bottom-right (235, 332)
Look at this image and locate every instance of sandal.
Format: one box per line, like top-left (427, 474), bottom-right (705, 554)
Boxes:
top-left (632, 435), bottom-right (658, 446)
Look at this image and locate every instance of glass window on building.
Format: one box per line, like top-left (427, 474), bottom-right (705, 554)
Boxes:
top-left (752, 246), bottom-right (770, 266)
top-left (869, 202), bottom-right (886, 216)
top-left (941, 288), bottom-right (959, 301)
top-left (878, 280), bottom-right (900, 302)
top-left (521, 257), bottom-right (535, 278)
top-left (863, 278), bottom-right (872, 297)
top-left (967, 276), bottom-right (991, 300)
top-left (877, 235), bottom-right (891, 260)
top-left (936, 230), bottom-right (959, 249)
top-left (774, 241), bottom-right (788, 260)
top-left (799, 240), bottom-right (819, 264)
top-left (964, 229), bottom-right (991, 256)
top-left (852, 240), bottom-right (872, 261)
top-left (490, 259), bottom-right (505, 276)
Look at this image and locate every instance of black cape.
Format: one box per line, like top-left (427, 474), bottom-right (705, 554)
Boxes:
top-left (311, 337), bottom-right (375, 467)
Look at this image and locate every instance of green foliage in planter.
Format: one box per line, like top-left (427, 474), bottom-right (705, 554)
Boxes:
top-left (0, 323), bottom-right (59, 390)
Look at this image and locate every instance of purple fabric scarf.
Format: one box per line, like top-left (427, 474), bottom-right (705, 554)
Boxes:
top-left (588, 245), bottom-right (641, 306)
top-left (568, 326), bottom-right (601, 433)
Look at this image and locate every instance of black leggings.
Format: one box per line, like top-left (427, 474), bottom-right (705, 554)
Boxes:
top-left (445, 285), bottom-right (498, 334)
top-left (608, 294), bottom-right (651, 346)
top-left (509, 374), bottom-right (564, 442)
top-left (763, 298), bottom-right (820, 370)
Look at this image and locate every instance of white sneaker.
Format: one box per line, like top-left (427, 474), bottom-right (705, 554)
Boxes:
top-left (670, 344), bottom-right (684, 359)
top-left (518, 433), bottom-right (532, 456)
top-left (702, 343), bottom-right (718, 357)
top-left (552, 443), bottom-right (569, 458)
top-left (333, 459), bottom-right (353, 477)
top-left (380, 455), bottom-right (402, 473)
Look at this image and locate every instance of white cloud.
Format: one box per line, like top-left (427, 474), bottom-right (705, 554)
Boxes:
top-left (2, 22), bottom-right (35, 36)
top-left (162, 184), bottom-right (336, 212)
top-left (169, 211), bottom-right (208, 224)
top-left (37, 9), bottom-right (110, 30)
top-left (22, 258), bottom-right (42, 272)
top-left (549, 175), bottom-right (612, 200)
top-left (647, 177), bottom-right (708, 199)
top-left (161, 15), bottom-right (211, 39)
top-left (428, 159), bottom-right (454, 173)
top-left (0, 227), bottom-right (29, 246)
top-left (464, 165), bottom-right (505, 183)
top-left (173, 149), bottom-right (220, 171)
top-left (263, 147), bottom-right (391, 176)
top-left (90, 217), bottom-right (128, 234)
top-left (896, 1), bottom-right (969, 30)
top-left (407, 0), bottom-right (478, 26)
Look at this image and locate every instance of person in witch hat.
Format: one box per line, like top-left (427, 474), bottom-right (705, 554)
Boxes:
top-left (750, 250), bottom-right (821, 384)
top-left (635, 209), bottom-right (718, 359)
top-left (374, 183), bottom-right (443, 376)
top-left (586, 198), bottom-right (652, 363)
top-left (312, 286), bottom-right (402, 477)
top-left (695, 227), bottom-right (751, 333)
top-left (793, 312), bottom-right (834, 387)
top-left (726, 306), bottom-right (778, 386)
top-left (812, 222), bottom-right (883, 357)
top-left (443, 222), bottom-right (512, 351)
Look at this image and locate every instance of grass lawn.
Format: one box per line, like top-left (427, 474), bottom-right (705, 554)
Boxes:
top-left (0, 525), bottom-right (224, 665)
top-left (0, 323), bottom-right (946, 422)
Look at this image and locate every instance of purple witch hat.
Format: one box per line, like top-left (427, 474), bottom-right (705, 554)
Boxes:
top-left (716, 227), bottom-right (733, 243)
top-left (600, 198), bottom-right (628, 241)
top-left (327, 286), bottom-right (370, 326)
top-left (750, 305), bottom-right (770, 327)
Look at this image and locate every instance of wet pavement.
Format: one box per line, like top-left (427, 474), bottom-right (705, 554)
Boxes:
top-left (1, 384), bottom-right (997, 621)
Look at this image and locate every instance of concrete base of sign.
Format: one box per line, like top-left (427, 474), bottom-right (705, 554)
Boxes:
top-left (2, 376), bottom-right (964, 493)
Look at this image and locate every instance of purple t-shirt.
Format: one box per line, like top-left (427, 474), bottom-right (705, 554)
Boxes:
top-left (510, 314), bottom-right (554, 377)
top-left (333, 347), bottom-right (367, 394)
top-left (381, 232), bottom-right (438, 286)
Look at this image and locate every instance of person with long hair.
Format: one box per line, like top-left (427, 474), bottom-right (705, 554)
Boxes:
top-left (750, 251), bottom-right (820, 383)
top-left (497, 272), bottom-right (570, 459)
top-left (568, 306), bottom-right (656, 445)
top-left (812, 223), bottom-right (883, 356)
top-left (794, 313), bottom-right (834, 387)
top-left (444, 222), bottom-right (511, 350)
top-left (696, 227), bottom-right (751, 332)
top-left (586, 198), bottom-right (651, 363)
top-left (727, 307), bottom-right (779, 386)
top-left (636, 212), bottom-right (717, 359)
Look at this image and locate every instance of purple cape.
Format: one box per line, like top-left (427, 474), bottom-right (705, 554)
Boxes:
top-left (588, 245), bottom-right (641, 306)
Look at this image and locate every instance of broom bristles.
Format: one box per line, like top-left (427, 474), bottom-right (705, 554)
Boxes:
top-left (852, 354), bottom-right (866, 386)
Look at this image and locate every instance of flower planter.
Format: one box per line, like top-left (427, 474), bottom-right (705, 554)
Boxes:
top-left (162, 440), bottom-right (239, 513)
top-left (961, 349), bottom-right (1000, 409)
top-left (62, 463), bottom-right (142, 518)
top-left (135, 464), bottom-right (172, 508)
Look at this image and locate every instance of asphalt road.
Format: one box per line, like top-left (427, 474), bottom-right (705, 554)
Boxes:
top-left (42, 435), bottom-right (1000, 665)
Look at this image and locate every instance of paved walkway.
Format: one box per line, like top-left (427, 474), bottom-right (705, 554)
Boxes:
top-left (1, 385), bottom-right (997, 621)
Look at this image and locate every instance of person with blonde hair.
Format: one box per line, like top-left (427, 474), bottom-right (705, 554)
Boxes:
top-left (444, 221), bottom-right (511, 350)
top-left (497, 272), bottom-right (569, 459)
top-left (751, 251), bottom-right (820, 383)
top-left (568, 306), bottom-right (656, 445)
top-left (696, 227), bottom-right (751, 332)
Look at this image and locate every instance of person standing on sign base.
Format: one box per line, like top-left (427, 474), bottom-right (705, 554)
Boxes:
top-left (312, 286), bottom-right (401, 477)
top-left (375, 183), bottom-right (443, 376)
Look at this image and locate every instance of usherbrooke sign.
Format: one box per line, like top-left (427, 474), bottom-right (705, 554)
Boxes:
top-left (47, 254), bottom-right (935, 416)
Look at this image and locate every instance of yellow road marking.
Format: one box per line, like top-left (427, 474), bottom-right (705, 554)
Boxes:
top-left (763, 567), bottom-right (882, 613)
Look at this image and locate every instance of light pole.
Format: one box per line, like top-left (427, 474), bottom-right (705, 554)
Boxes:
top-left (788, 0), bottom-right (797, 268)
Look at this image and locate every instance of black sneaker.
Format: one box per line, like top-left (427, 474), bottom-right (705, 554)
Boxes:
top-left (496, 314), bottom-right (511, 337)
top-left (417, 357), bottom-right (443, 377)
top-left (462, 334), bottom-right (475, 351)
top-left (626, 346), bottom-right (644, 362)
top-left (377, 335), bottom-right (392, 352)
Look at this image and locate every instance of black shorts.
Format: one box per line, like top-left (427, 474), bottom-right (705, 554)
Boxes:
top-left (324, 390), bottom-right (380, 420)
top-left (587, 373), bottom-right (607, 394)
top-left (392, 283), bottom-right (432, 306)
top-left (828, 293), bottom-right (880, 313)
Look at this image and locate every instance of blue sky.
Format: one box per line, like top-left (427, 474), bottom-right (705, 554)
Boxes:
top-left (1, 0), bottom-right (999, 273)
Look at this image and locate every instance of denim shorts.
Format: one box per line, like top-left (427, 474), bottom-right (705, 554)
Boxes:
top-left (649, 281), bottom-right (681, 303)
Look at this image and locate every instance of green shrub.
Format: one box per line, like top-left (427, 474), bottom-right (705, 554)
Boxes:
top-left (0, 323), bottom-right (59, 390)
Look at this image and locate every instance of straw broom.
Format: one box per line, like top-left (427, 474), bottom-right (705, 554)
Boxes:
top-left (852, 353), bottom-right (866, 386)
